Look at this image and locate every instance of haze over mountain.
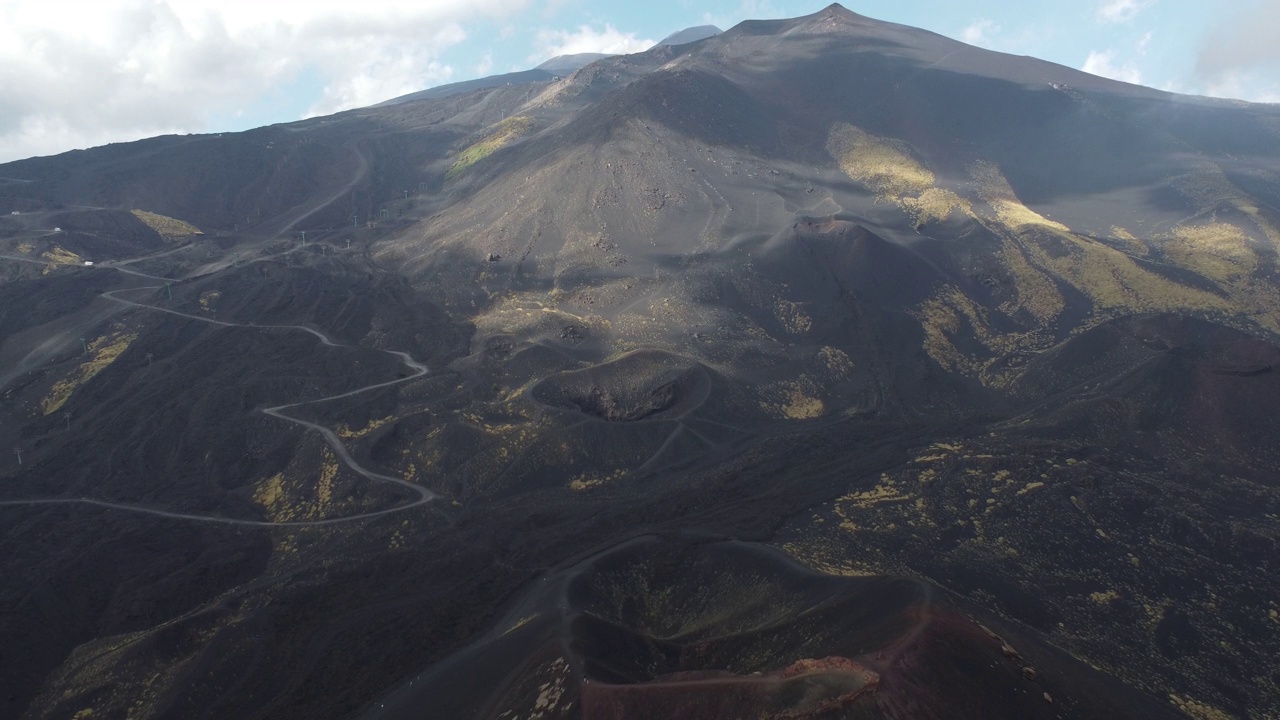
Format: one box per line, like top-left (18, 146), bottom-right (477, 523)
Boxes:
top-left (655, 24), bottom-right (723, 46)
top-left (380, 24), bottom-right (723, 107)
top-left (1, 5), bottom-right (1278, 719)
top-left (535, 53), bottom-right (615, 73)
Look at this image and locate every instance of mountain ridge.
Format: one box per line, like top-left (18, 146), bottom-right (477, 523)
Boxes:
top-left (377, 23), bottom-right (725, 109)
top-left (656, 24), bottom-right (722, 46)
top-left (1, 5), bottom-right (1278, 719)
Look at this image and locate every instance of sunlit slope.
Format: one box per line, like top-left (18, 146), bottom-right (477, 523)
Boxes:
top-left (2, 5), bottom-right (1279, 720)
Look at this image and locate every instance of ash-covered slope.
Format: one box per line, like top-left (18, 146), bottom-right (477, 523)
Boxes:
top-left (377, 537), bottom-right (1183, 720)
top-left (656, 24), bottom-right (721, 46)
top-left (374, 0), bottom-right (1280, 506)
top-left (2, 5), bottom-right (1279, 720)
top-left (376, 24), bottom-right (723, 108)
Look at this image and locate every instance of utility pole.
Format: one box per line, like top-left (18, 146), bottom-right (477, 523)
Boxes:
top-left (352, 213), bottom-right (359, 228)
top-left (65, 412), bottom-right (71, 430)
top-left (79, 336), bottom-right (87, 353)
top-left (300, 231), bottom-right (306, 242)
top-left (13, 446), bottom-right (20, 466)
top-left (347, 239), bottom-right (351, 250)
top-left (403, 190), bottom-right (408, 199)
top-left (166, 283), bottom-right (173, 300)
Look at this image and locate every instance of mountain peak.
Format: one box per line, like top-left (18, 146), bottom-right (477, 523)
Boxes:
top-left (746, 3), bottom-right (870, 36)
top-left (812, 3), bottom-right (869, 25)
top-left (822, 3), bottom-right (863, 18)
top-left (656, 25), bottom-right (722, 47)
top-left (536, 53), bottom-right (611, 73)
top-left (4, 5), bottom-right (1278, 720)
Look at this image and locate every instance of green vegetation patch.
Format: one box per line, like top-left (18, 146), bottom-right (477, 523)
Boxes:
top-left (42, 330), bottom-right (137, 415)
top-left (131, 209), bottom-right (201, 239)
top-left (446, 116), bottom-right (533, 180)
top-left (827, 122), bottom-right (934, 198)
top-left (40, 245), bottom-right (83, 273)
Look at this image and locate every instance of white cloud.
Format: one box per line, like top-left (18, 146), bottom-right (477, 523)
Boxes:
top-left (1197, 0), bottom-right (1280, 91)
top-left (475, 52), bottom-right (495, 77)
top-left (1097, 0), bottom-right (1156, 23)
top-left (960, 19), bottom-right (1000, 48)
top-left (1136, 30), bottom-right (1153, 54)
top-left (1201, 71), bottom-right (1280, 104)
top-left (700, 0), bottom-right (784, 32)
top-left (1082, 49), bottom-right (1144, 84)
top-left (0, 0), bottom-right (529, 163)
top-left (1189, 0), bottom-right (1280, 103)
top-left (531, 24), bottom-right (654, 63)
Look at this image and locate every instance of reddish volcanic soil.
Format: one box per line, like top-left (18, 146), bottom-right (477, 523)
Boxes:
top-left (369, 536), bottom-right (1183, 719)
top-left (581, 656), bottom-right (879, 719)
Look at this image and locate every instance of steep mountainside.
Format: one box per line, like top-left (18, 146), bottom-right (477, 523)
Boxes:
top-left (378, 25), bottom-right (723, 108)
top-left (656, 24), bottom-right (722, 46)
top-left (1, 5), bottom-right (1278, 719)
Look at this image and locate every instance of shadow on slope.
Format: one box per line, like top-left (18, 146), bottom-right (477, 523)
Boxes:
top-left (370, 535), bottom-right (1181, 719)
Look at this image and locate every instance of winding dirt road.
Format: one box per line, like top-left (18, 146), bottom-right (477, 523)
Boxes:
top-left (0, 287), bottom-right (435, 526)
top-left (276, 144), bottom-right (369, 237)
top-left (0, 145), bottom-right (437, 527)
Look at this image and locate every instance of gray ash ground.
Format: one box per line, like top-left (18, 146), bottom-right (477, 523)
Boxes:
top-left (1, 4), bottom-right (1279, 719)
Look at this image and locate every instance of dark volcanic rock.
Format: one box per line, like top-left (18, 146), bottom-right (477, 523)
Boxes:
top-left (532, 350), bottom-right (710, 422)
top-left (1, 3), bottom-right (1278, 720)
top-left (371, 537), bottom-right (1183, 719)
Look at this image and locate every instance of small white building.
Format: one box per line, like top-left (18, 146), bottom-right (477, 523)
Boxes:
top-left (83, 261), bottom-right (94, 266)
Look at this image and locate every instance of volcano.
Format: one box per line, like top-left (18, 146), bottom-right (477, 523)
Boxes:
top-left (1, 5), bottom-right (1278, 719)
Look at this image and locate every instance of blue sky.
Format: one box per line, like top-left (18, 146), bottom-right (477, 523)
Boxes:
top-left (1, 0), bottom-right (1277, 163)
top-left (436, 1), bottom-right (1266, 99)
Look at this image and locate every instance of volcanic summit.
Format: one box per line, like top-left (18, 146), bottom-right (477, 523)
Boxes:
top-left (1, 4), bottom-right (1278, 719)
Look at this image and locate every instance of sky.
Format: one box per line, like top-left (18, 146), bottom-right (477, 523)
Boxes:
top-left (1, 0), bottom-right (1278, 163)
